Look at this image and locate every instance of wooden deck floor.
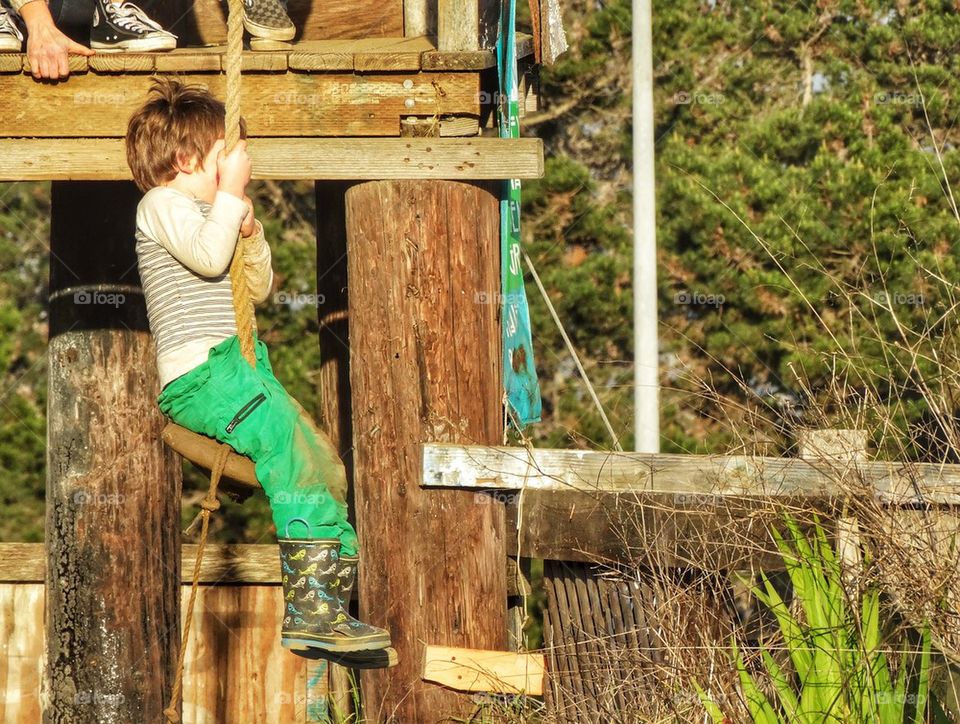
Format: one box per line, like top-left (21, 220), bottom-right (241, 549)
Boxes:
top-left (0, 34), bottom-right (533, 75)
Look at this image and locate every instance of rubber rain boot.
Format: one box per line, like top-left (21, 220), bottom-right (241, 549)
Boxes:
top-left (279, 537), bottom-right (391, 653)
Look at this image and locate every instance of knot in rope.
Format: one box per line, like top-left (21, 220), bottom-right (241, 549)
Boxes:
top-left (200, 496), bottom-right (221, 513)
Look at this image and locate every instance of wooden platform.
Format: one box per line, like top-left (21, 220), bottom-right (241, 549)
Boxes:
top-left (0, 35), bottom-right (542, 181)
top-left (0, 35), bottom-right (533, 75)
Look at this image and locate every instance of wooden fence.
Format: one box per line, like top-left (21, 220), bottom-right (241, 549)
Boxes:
top-left (0, 544), bottom-right (529, 723)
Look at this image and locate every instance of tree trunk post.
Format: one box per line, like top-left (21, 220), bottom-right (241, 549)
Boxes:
top-left (345, 180), bottom-right (506, 720)
top-left (45, 181), bottom-right (181, 721)
top-left (316, 180), bottom-right (360, 721)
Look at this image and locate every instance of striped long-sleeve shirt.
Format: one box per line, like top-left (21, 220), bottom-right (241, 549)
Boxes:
top-left (135, 187), bottom-right (274, 389)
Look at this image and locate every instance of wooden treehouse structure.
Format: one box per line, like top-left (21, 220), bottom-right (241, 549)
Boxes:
top-left (6, 2), bottom-right (960, 722)
top-left (0, 0), bottom-right (561, 721)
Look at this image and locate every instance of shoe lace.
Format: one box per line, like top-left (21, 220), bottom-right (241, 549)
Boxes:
top-left (105, 2), bottom-right (165, 33)
top-left (0, 9), bottom-right (21, 38)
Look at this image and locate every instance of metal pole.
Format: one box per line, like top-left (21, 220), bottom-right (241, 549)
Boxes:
top-left (632, 0), bottom-right (660, 452)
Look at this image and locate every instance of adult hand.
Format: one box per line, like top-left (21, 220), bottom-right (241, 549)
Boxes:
top-left (20, 0), bottom-right (94, 80)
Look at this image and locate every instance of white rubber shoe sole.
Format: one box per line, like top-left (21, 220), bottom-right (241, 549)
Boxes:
top-left (0, 36), bottom-right (22, 52)
top-left (243, 16), bottom-right (295, 41)
top-left (90, 34), bottom-right (176, 52)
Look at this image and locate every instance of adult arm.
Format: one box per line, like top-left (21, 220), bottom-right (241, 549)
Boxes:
top-left (17, 0), bottom-right (94, 80)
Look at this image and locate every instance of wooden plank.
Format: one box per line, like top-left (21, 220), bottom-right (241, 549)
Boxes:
top-left (421, 32), bottom-right (534, 70)
top-left (438, 0), bottom-right (480, 51)
top-left (404, 0), bottom-right (434, 38)
top-left (0, 584), bottom-right (43, 723)
top-left (153, 48), bottom-right (222, 72)
top-left (0, 54), bottom-right (24, 73)
top-left (20, 54), bottom-right (89, 75)
top-left (240, 50), bottom-right (290, 72)
top-left (0, 543), bottom-right (281, 584)
top-left (0, 138), bottom-right (543, 181)
top-left (505, 489), bottom-right (832, 568)
top-left (354, 36), bottom-right (434, 71)
top-left (288, 40), bottom-right (355, 70)
top-left (153, 0), bottom-right (403, 45)
top-left (423, 443), bottom-right (960, 504)
top-left (181, 585), bottom-right (307, 722)
top-left (422, 645), bottom-right (545, 695)
top-left (0, 543), bottom-right (535, 599)
top-left (305, 660), bottom-right (331, 722)
top-left (88, 53), bottom-right (155, 73)
top-left (0, 72), bottom-right (479, 137)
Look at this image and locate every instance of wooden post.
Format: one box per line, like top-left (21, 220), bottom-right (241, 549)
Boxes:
top-left (316, 181), bottom-right (360, 722)
top-left (45, 182), bottom-right (181, 721)
top-left (345, 180), bottom-right (506, 719)
top-left (797, 428), bottom-right (866, 581)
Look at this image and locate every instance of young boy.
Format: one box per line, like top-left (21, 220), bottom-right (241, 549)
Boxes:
top-left (126, 78), bottom-right (390, 655)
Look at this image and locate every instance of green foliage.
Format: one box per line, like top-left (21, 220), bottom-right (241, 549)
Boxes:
top-left (696, 516), bottom-right (939, 723)
top-left (0, 183), bottom-right (49, 541)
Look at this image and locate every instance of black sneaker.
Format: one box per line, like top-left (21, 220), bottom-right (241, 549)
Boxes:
top-left (0, 6), bottom-right (23, 53)
top-left (243, 0), bottom-right (295, 41)
top-left (90, 0), bottom-right (177, 52)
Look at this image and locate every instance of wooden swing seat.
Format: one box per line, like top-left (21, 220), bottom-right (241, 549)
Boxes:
top-left (162, 422), bottom-right (261, 491)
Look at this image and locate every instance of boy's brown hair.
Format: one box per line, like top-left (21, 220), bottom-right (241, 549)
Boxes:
top-left (126, 78), bottom-right (247, 193)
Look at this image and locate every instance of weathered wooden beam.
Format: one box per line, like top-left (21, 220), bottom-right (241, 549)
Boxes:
top-left (0, 35), bottom-right (535, 76)
top-left (503, 489), bottom-right (829, 568)
top-left (0, 544), bottom-right (531, 595)
top-left (0, 72), bottom-right (478, 137)
top-left (46, 181), bottom-right (180, 721)
top-left (346, 180), bottom-right (506, 720)
top-left (422, 443), bottom-right (960, 504)
top-left (0, 138), bottom-right (543, 181)
top-left (438, 0), bottom-right (479, 51)
top-left (422, 645), bottom-right (546, 695)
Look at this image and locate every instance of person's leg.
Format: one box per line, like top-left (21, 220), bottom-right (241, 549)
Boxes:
top-left (157, 334), bottom-right (386, 652)
top-left (242, 0), bottom-right (294, 42)
top-left (157, 335), bottom-right (357, 552)
top-left (89, 0), bottom-right (175, 52)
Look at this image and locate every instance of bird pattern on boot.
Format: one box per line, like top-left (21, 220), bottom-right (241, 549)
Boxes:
top-left (279, 537), bottom-right (390, 652)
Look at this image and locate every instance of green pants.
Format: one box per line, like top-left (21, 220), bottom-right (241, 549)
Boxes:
top-left (156, 334), bottom-right (359, 555)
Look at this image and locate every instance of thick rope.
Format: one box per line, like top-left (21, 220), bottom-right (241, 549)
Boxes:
top-left (163, 443), bottom-right (228, 723)
top-left (163, 7), bottom-right (255, 717)
top-left (224, 0), bottom-right (257, 368)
